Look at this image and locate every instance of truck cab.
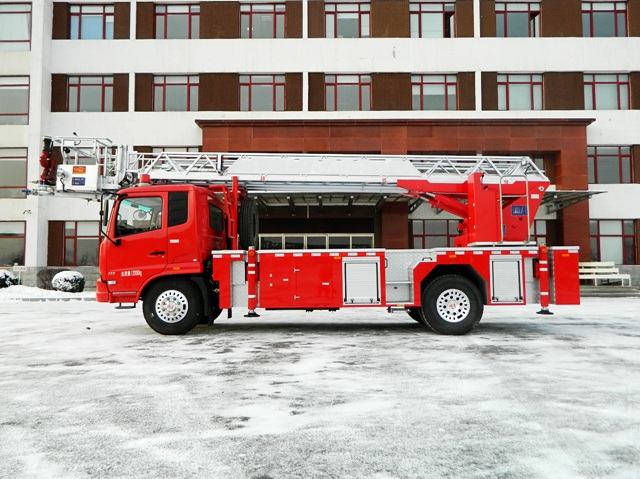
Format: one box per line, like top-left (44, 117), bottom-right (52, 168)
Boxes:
top-left (96, 184), bottom-right (228, 305)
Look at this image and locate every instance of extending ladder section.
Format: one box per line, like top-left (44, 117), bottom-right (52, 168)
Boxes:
top-left (42, 136), bottom-right (549, 200)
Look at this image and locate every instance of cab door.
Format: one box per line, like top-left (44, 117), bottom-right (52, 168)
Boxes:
top-left (104, 193), bottom-right (167, 294)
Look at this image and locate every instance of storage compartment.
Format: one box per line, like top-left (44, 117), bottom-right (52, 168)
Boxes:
top-left (490, 256), bottom-right (524, 303)
top-left (343, 257), bottom-right (381, 304)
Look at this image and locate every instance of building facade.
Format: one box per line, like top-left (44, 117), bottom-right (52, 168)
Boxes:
top-left (1, 0), bottom-right (640, 282)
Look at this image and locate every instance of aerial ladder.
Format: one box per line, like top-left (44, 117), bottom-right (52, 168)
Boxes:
top-left (35, 135), bottom-right (549, 246)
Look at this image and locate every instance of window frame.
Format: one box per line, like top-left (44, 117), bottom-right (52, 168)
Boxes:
top-left (587, 146), bottom-right (632, 184)
top-left (0, 3), bottom-right (32, 50)
top-left (584, 73), bottom-right (630, 110)
top-left (412, 219), bottom-right (460, 249)
top-left (154, 4), bottom-right (200, 39)
top-left (239, 74), bottom-right (285, 111)
top-left (497, 73), bottom-right (543, 111)
top-left (64, 221), bottom-right (102, 266)
top-left (67, 75), bottom-right (113, 112)
top-left (529, 219), bottom-right (547, 246)
top-left (410, 2), bottom-right (455, 38)
top-left (590, 219), bottom-right (636, 265)
top-left (325, 74), bottom-right (371, 111)
top-left (582, 1), bottom-right (627, 37)
top-left (240, 3), bottom-right (286, 38)
top-left (259, 233), bottom-right (374, 250)
top-left (0, 76), bottom-right (29, 124)
top-left (153, 75), bottom-right (199, 112)
top-left (69, 4), bottom-right (114, 40)
top-left (0, 148), bottom-right (27, 198)
top-left (0, 221), bottom-right (26, 266)
top-left (496, 1), bottom-right (540, 38)
top-left (325, 1), bottom-right (370, 39)
top-left (412, 74), bottom-right (458, 111)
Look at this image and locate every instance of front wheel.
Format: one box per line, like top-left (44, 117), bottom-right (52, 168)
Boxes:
top-left (420, 275), bottom-right (483, 335)
top-left (143, 279), bottom-right (203, 335)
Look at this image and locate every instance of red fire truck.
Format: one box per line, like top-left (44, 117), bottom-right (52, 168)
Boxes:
top-left (36, 136), bottom-right (580, 335)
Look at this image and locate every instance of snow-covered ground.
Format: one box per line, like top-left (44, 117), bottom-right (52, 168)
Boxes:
top-left (0, 287), bottom-right (639, 479)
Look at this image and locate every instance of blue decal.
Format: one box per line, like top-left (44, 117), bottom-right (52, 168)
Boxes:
top-left (72, 177), bottom-right (86, 186)
top-left (511, 205), bottom-right (527, 216)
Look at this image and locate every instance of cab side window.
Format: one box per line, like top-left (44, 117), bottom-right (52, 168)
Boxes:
top-left (209, 202), bottom-right (224, 231)
top-left (168, 191), bottom-right (188, 227)
top-left (115, 197), bottom-right (163, 237)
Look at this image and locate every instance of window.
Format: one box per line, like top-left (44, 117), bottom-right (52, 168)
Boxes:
top-left (325, 2), bottom-right (370, 38)
top-left (153, 75), bottom-right (199, 111)
top-left (590, 220), bottom-right (635, 265)
top-left (240, 75), bottom-right (285, 111)
top-left (168, 191), bottom-right (188, 227)
top-left (529, 219), bottom-right (547, 245)
top-left (64, 221), bottom-right (100, 266)
top-left (410, 2), bottom-right (454, 38)
top-left (584, 74), bottom-right (629, 110)
top-left (496, 2), bottom-right (540, 37)
top-left (582, 1), bottom-right (627, 37)
top-left (0, 76), bottom-right (29, 124)
top-left (0, 221), bottom-right (25, 266)
top-left (115, 197), bottom-right (163, 237)
top-left (68, 76), bottom-right (113, 112)
top-left (70, 4), bottom-right (114, 39)
top-left (0, 3), bottom-right (31, 51)
top-left (209, 203), bottom-right (224, 232)
top-left (0, 148), bottom-right (27, 198)
top-left (259, 234), bottom-right (374, 250)
top-left (241, 3), bottom-right (285, 38)
top-left (155, 4), bottom-right (199, 39)
top-left (587, 146), bottom-right (632, 184)
top-left (498, 74), bottom-right (542, 110)
top-left (325, 74), bottom-right (371, 111)
top-left (412, 74), bottom-right (457, 110)
top-left (531, 153), bottom-right (547, 174)
top-left (412, 219), bottom-right (460, 248)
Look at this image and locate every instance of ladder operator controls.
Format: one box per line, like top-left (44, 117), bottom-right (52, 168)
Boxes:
top-left (32, 136), bottom-right (580, 335)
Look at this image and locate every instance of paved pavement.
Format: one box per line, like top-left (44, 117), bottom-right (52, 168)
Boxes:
top-left (0, 297), bottom-right (639, 479)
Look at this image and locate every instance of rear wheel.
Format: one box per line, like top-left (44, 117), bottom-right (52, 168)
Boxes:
top-left (143, 279), bottom-right (203, 335)
top-left (405, 307), bottom-right (424, 323)
top-left (420, 275), bottom-right (483, 335)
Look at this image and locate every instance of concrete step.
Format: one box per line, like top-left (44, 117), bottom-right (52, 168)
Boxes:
top-left (580, 285), bottom-right (640, 298)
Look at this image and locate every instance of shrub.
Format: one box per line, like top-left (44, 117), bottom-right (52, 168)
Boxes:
top-left (0, 269), bottom-right (19, 288)
top-left (52, 271), bottom-right (85, 293)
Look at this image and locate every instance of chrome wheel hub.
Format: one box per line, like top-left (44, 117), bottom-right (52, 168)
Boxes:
top-left (155, 290), bottom-right (189, 323)
top-left (436, 288), bottom-right (470, 323)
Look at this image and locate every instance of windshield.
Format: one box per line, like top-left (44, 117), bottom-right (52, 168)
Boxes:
top-left (115, 197), bottom-right (163, 237)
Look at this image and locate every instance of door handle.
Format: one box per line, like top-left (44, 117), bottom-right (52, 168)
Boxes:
top-left (149, 251), bottom-right (165, 256)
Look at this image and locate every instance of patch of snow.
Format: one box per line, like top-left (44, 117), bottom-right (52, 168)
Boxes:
top-left (0, 285), bottom-right (95, 301)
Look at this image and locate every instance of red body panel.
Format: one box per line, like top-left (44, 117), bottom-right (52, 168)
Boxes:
top-left (258, 252), bottom-right (343, 308)
top-left (550, 247), bottom-right (581, 305)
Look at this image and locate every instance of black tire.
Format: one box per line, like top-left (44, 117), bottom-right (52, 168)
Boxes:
top-left (143, 279), bottom-right (203, 335)
top-left (200, 307), bottom-right (223, 324)
top-left (405, 307), bottom-right (424, 323)
top-left (238, 197), bottom-right (259, 249)
top-left (420, 275), bottom-right (483, 335)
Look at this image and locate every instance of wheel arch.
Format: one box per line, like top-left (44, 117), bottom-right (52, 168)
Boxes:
top-left (418, 264), bottom-right (487, 305)
top-left (140, 274), bottom-right (212, 317)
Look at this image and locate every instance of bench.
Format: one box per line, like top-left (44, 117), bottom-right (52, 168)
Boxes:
top-left (578, 261), bottom-right (632, 286)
